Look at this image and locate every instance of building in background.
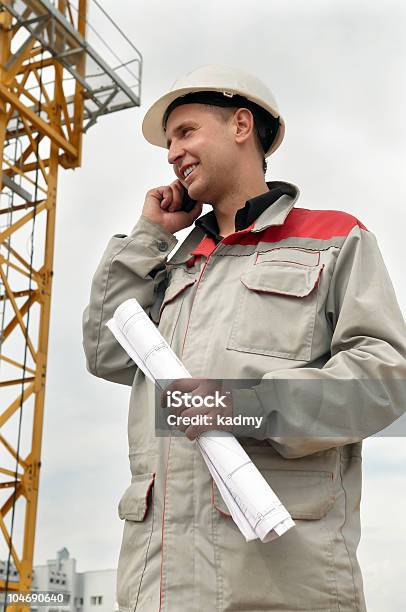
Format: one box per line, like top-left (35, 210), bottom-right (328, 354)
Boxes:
top-left (0, 549), bottom-right (117, 612)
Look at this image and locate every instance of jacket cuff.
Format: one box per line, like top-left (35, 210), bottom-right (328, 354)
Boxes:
top-left (128, 215), bottom-right (178, 257)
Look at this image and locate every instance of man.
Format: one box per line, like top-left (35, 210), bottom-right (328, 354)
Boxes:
top-left (82, 65), bottom-right (406, 611)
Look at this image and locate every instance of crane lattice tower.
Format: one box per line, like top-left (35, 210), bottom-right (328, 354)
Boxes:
top-left (0, 1), bottom-right (142, 609)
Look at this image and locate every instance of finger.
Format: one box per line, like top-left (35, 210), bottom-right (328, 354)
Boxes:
top-left (171, 179), bottom-right (185, 197)
top-left (170, 178), bottom-right (185, 195)
top-left (176, 404), bottom-right (213, 437)
top-left (165, 378), bottom-right (203, 395)
top-left (177, 419), bottom-right (188, 433)
top-left (184, 422), bottom-right (210, 441)
top-left (178, 404), bottom-right (211, 420)
top-left (185, 425), bottom-right (198, 440)
top-left (166, 379), bottom-right (211, 413)
top-left (161, 380), bottom-right (188, 410)
top-left (162, 379), bottom-right (202, 419)
top-left (168, 184), bottom-right (184, 212)
top-left (160, 186), bottom-right (173, 209)
top-left (160, 387), bottom-right (185, 415)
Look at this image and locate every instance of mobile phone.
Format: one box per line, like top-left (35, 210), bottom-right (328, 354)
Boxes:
top-left (181, 189), bottom-right (197, 212)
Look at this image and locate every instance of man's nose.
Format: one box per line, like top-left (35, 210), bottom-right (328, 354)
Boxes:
top-left (167, 140), bottom-right (184, 165)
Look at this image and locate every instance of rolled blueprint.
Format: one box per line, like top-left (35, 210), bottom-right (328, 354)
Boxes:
top-left (107, 298), bottom-right (294, 542)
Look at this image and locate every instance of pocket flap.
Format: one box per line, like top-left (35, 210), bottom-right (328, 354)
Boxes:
top-left (213, 469), bottom-right (334, 520)
top-left (261, 469), bottom-right (335, 519)
top-left (159, 276), bottom-right (195, 318)
top-left (118, 473), bottom-right (155, 521)
top-left (240, 263), bottom-right (324, 298)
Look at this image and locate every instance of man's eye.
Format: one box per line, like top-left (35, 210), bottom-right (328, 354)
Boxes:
top-left (182, 128), bottom-right (192, 137)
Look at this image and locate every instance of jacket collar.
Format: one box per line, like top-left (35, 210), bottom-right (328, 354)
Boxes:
top-left (252, 181), bottom-right (300, 232)
top-left (169, 180), bottom-right (299, 264)
top-left (195, 181), bottom-right (299, 241)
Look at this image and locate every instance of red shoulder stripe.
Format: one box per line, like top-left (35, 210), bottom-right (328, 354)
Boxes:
top-left (222, 208), bottom-right (368, 245)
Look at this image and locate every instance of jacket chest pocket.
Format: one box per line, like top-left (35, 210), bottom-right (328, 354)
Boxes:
top-left (227, 261), bottom-right (323, 361)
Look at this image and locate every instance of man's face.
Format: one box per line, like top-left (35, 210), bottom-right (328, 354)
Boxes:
top-left (165, 103), bottom-right (235, 204)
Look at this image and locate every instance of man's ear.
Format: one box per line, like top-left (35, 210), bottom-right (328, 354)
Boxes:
top-left (233, 108), bottom-right (255, 145)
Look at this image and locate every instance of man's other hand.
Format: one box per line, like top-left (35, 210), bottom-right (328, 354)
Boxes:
top-left (161, 378), bottom-right (233, 440)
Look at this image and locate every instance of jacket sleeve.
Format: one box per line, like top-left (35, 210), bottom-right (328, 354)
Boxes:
top-left (82, 215), bottom-right (178, 386)
top-left (231, 224), bottom-right (406, 458)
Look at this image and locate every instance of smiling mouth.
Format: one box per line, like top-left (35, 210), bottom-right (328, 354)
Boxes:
top-left (182, 163), bottom-right (198, 181)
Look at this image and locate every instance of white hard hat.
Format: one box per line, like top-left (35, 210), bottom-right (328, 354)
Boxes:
top-left (142, 64), bottom-right (285, 157)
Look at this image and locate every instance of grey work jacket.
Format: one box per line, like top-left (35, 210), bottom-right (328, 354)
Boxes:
top-left (82, 182), bottom-right (406, 612)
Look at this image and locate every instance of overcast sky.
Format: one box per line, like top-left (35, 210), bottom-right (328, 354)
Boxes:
top-left (22, 1), bottom-right (406, 610)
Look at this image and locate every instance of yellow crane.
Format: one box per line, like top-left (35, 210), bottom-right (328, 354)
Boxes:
top-left (0, 1), bottom-right (142, 608)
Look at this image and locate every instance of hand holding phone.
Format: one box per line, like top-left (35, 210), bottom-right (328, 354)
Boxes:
top-left (142, 179), bottom-right (203, 235)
